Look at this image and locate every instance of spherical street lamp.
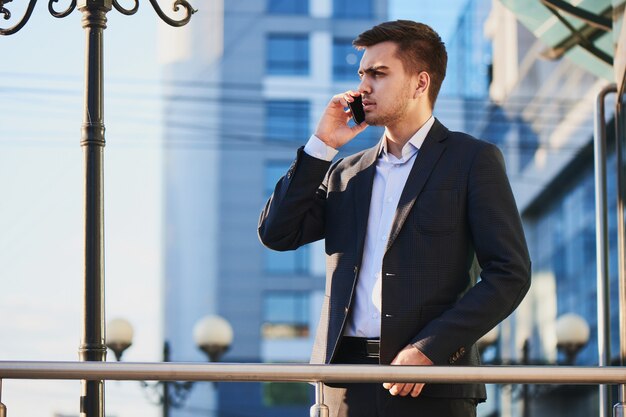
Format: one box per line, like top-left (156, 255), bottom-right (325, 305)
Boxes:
top-left (193, 315), bottom-right (234, 362)
top-left (106, 314), bottom-right (234, 362)
top-left (105, 315), bottom-right (233, 417)
top-left (556, 313), bottom-right (590, 365)
top-left (106, 318), bottom-right (134, 361)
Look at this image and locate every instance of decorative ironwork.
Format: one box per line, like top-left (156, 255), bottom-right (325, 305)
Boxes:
top-left (0, 0), bottom-right (37, 35)
top-left (112, 0), bottom-right (138, 15)
top-left (540, 0), bottom-right (612, 32)
top-left (148, 0), bottom-right (196, 27)
top-left (540, 2), bottom-right (613, 66)
top-left (140, 380), bottom-right (195, 409)
top-left (48, 0), bottom-right (76, 18)
top-left (1, 0), bottom-right (13, 20)
top-left (1, 0), bottom-right (195, 35)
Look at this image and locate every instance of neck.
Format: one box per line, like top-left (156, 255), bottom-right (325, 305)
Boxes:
top-left (385, 112), bottom-right (432, 158)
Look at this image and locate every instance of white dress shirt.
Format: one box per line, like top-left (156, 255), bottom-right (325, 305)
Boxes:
top-left (304, 116), bottom-right (435, 338)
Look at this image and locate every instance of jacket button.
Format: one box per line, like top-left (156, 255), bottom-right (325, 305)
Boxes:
top-left (344, 306), bottom-right (349, 314)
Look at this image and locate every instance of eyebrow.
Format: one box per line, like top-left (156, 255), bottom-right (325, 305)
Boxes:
top-left (358, 65), bottom-right (389, 75)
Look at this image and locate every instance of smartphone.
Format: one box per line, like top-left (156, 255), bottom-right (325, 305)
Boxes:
top-left (348, 95), bottom-right (365, 125)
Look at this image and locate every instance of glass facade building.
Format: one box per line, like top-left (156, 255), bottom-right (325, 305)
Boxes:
top-left (161, 2), bottom-right (388, 416)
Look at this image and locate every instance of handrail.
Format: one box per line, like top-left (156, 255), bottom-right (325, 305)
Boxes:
top-left (0, 361), bottom-right (625, 384)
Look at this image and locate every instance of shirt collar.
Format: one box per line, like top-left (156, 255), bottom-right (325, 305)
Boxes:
top-left (378, 115), bottom-right (435, 161)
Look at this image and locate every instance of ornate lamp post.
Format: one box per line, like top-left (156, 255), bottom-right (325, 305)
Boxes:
top-left (477, 314), bottom-right (590, 417)
top-left (0, 2), bottom-right (195, 417)
top-left (106, 315), bottom-right (234, 417)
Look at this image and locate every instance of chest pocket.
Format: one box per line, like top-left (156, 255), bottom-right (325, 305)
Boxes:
top-left (412, 189), bottom-right (460, 235)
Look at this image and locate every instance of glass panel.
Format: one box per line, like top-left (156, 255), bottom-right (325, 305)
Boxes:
top-left (263, 161), bottom-right (311, 275)
top-left (531, 152), bottom-right (619, 365)
top-left (498, 0), bottom-right (614, 81)
top-left (264, 161), bottom-right (290, 197)
top-left (262, 292), bottom-right (310, 339)
top-left (339, 124), bottom-right (384, 155)
top-left (333, 38), bottom-right (363, 81)
top-left (267, 34), bottom-right (310, 76)
top-left (267, 0), bottom-right (308, 15)
top-left (264, 246), bottom-right (310, 274)
top-left (266, 100), bottom-right (310, 142)
top-left (333, 0), bottom-right (373, 19)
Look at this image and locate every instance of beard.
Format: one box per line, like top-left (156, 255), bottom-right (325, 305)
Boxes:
top-left (363, 87), bottom-right (413, 127)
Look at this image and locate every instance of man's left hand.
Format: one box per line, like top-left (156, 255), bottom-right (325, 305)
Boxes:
top-left (383, 345), bottom-right (434, 397)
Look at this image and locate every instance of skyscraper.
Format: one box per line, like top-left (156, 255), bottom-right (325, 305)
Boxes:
top-left (159, 1), bottom-right (387, 415)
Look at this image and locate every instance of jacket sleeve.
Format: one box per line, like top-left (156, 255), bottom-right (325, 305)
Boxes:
top-left (411, 142), bottom-right (532, 365)
top-left (258, 147), bottom-right (336, 251)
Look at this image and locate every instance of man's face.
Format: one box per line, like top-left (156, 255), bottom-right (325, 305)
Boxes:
top-left (357, 41), bottom-right (417, 127)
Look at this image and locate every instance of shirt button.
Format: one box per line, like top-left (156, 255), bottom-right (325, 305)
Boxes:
top-left (386, 197), bottom-right (393, 203)
top-left (381, 235), bottom-right (386, 241)
top-left (372, 313), bottom-right (379, 319)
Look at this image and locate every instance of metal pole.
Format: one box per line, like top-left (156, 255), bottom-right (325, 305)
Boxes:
top-left (310, 382), bottom-right (329, 417)
top-left (0, 379), bottom-right (6, 417)
top-left (2, 362), bottom-right (626, 385)
top-left (595, 83), bottom-right (618, 417)
top-left (76, 1), bottom-right (111, 417)
top-left (615, 86), bottom-right (626, 417)
top-left (522, 340), bottom-right (530, 417)
top-left (163, 342), bottom-right (170, 417)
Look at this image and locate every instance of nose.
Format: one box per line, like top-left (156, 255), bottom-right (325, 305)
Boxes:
top-left (358, 77), bottom-right (371, 95)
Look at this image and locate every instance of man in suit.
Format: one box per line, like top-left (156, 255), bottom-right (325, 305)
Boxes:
top-left (258, 20), bottom-right (531, 417)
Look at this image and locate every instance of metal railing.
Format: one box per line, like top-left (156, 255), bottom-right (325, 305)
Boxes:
top-left (1, 361), bottom-right (626, 417)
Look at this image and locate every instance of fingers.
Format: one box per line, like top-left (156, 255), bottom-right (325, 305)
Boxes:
top-left (410, 383), bottom-right (424, 397)
top-left (383, 382), bottom-right (425, 397)
top-left (350, 120), bottom-right (369, 133)
top-left (332, 90), bottom-right (360, 107)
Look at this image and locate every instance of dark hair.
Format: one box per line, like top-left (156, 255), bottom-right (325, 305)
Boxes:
top-left (353, 20), bottom-right (448, 107)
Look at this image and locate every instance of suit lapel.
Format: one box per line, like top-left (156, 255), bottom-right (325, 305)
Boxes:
top-left (386, 119), bottom-right (449, 251)
top-left (354, 145), bottom-right (380, 264)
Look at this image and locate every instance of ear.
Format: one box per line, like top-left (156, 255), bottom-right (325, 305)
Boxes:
top-left (413, 71), bottom-right (430, 99)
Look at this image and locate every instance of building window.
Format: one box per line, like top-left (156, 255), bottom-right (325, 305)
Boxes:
top-left (265, 247), bottom-right (310, 274)
top-left (266, 100), bottom-right (310, 142)
top-left (267, 0), bottom-right (308, 15)
top-left (263, 161), bottom-right (311, 274)
top-left (333, 0), bottom-right (373, 19)
top-left (333, 38), bottom-right (363, 81)
top-left (262, 292), bottom-right (310, 339)
top-left (339, 125), bottom-right (384, 155)
top-left (267, 34), bottom-right (309, 75)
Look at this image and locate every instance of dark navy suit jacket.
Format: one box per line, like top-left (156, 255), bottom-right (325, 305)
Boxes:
top-left (258, 119), bottom-right (531, 399)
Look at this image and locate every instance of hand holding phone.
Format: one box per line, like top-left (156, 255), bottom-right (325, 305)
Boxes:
top-left (348, 95), bottom-right (365, 125)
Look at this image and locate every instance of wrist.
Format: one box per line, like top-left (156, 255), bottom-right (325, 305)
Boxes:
top-left (313, 131), bottom-right (335, 148)
top-left (410, 344), bottom-right (434, 365)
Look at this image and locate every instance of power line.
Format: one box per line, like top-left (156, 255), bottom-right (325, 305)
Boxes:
top-left (0, 69), bottom-right (594, 109)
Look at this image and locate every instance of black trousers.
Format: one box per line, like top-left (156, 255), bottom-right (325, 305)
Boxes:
top-left (324, 338), bottom-right (477, 417)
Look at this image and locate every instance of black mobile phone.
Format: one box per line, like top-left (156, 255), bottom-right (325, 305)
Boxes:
top-left (348, 95), bottom-right (365, 125)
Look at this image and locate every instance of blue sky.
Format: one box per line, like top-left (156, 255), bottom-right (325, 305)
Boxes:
top-left (392, 0), bottom-right (468, 40)
top-left (0, 3), bottom-right (165, 416)
top-left (0, 1), bottom-right (467, 416)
